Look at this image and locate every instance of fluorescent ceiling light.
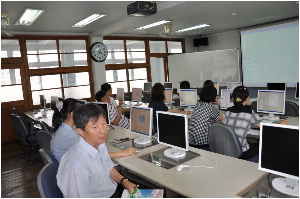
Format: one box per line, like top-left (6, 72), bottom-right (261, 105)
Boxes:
top-left (71, 14), bottom-right (107, 27)
top-left (14, 8), bottom-right (45, 26)
top-left (175, 24), bottom-right (210, 32)
top-left (134, 20), bottom-right (171, 30)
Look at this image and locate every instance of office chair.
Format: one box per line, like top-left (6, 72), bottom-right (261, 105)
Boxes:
top-left (129, 92), bottom-right (132, 101)
top-left (174, 98), bottom-right (180, 106)
top-left (250, 101), bottom-right (257, 113)
top-left (143, 93), bottom-right (151, 103)
top-left (37, 130), bottom-right (53, 151)
top-left (13, 107), bottom-right (21, 116)
top-left (37, 163), bottom-right (63, 198)
top-left (208, 123), bottom-right (258, 162)
top-left (40, 121), bottom-right (53, 133)
top-left (10, 114), bottom-right (23, 145)
top-left (39, 148), bottom-right (59, 165)
top-left (284, 101), bottom-right (299, 117)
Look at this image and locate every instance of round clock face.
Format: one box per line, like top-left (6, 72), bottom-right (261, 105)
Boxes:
top-left (90, 42), bottom-right (108, 62)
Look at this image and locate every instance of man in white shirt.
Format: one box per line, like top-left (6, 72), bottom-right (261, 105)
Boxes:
top-left (57, 103), bottom-right (136, 197)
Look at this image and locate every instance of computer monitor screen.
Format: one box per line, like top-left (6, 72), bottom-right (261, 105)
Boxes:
top-left (220, 89), bottom-right (234, 109)
top-left (40, 95), bottom-right (46, 109)
top-left (164, 82), bottom-right (172, 89)
top-left (50, 96), bottom-right (58, 110)
top-left (132, 88), bottom-right (142, 102)
top-left (295, 82), bottom-right (299, 99)
top-left (259, 123), bottom-right (299, 196)
top-left (179, 89), bottom-right (198, 108)
top-left (164, 88), bottom-right (172, 104)
top-left (93, 102), bottom-right (110, 126)
top-left (257, 90), bottom-right (285, 118)
top-left (130, 106), bottom-right (152, 144)
top-left (116, 88), bottom-right (124, 101)
top-left (177, 82), bottom-right (181, 93)
top-left (214, 82), bottom-right (219, 95)
top-left (227, 82), bottom-right (242, 90)
top-left (143, 82), bottom-right (152, 93)
top-left (267, 82), bottom-right (286, 91)
top-left (157, 111), bottom-right (188, 158)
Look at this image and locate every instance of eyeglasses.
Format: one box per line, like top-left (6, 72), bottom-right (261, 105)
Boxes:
top-left (101, 94), bottom-right (110, 101)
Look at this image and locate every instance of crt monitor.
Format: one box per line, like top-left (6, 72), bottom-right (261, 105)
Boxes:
top-left (179, 89), bottom-right (198, 109)
top-left (40, 95), bottom-right (46, 109)
top-left (295, 82), bottom-right (299, 99)
top-left (93, 102), bottom-right (110, 126)
top-left (259, 123), bottom-right (299, 197)
top-left (214, 82), bottom-right (219, 95)
top-left (227, 82), bottom-right (242, 90)
top-left (130, 106), bottom-right (153, 144)
top-left (143, 82), bottom-right (152, 93)
top-left (164, 82), bottom-right (172, 89)
top-left (132, 88), bottom-right (142, 104)
top-left (267, 82), bottom-right (286, 91)
top-left (257, 90), bottom-right (285, 119)
top-left (220, 89), bottom-right (234, 109)
top-left (157, 111), bottom-right (189, 158)
top-left (164, 88), bottom-right (172, 104)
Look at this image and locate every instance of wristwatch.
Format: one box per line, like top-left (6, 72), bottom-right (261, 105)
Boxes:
top-left (120, 177), bottom-right (128, 184)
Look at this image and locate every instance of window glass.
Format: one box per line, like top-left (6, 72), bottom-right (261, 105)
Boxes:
top-left (106, 69), bottom-right (127, 82)
top-left (105, 52), bottom-right (126, 64)
top-left (1, 39), bottom-right (21, 58)
top-left (63, 72), bottom-right (89, 87)
top-left (1, 69), bottom-right (21, 85)
top-left (59, 40), bottom-right (86, 53)
top-left (60, 53), bottom-right (88, 67)
top-left (31, 89), bottom-right (63, 105)
top-left (129, 68), bottom-right (147, 80)
top-left (64, 85), bottom-right (91, 99)
top-left (1, 85), bottom-right (23, 102)
top-left (129, 80), bottom-right (147, 91)
top-left (110, 81), bottom-right (128, 94)
top-left (104, 40), bottom-right (124, 51)
top-left (127, 52), bottom-right (146, 63)
top-left (167, 41), bottom-right (182, 53)
top-left (126, 40), bottom-right (145, 51)
top-left (30, 75), bottom-right (61, 90)
top-left (149, 41), bottom-right (166, 53)
top-left (27, 55), bottom-right (59, 69)
top-left (26, 40), bottom-right (57, 53)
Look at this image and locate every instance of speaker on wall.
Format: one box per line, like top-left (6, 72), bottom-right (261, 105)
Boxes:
top-left (193, 37), bottom-right (209, 47)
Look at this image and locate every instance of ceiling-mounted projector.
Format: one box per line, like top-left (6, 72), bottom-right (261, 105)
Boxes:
top-left (127, 1), bottom-right (157, 16)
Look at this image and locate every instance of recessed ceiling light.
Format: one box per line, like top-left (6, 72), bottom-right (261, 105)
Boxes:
top-left (14, 8), bottom-right (45, 26)
top-left (134, 20), bottom-right (171, 30)
top-left (71, 14), bottom-right (107, 27)
top-left (175, 24), bottom-right (210, 33)
top-left (232, 13), bottom-right (237, 16)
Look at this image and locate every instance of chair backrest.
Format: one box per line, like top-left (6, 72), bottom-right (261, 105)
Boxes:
top-left (40, 121), bottom-right (53, 133)
top-left (37, 163), bottom-right (63, 198)
top-left (10, 114), bottom-right (23, 142)
top-left (39, 148), bottom-right (59, 165)
top-left (250, 101), bottom-right (257, 113)
top-left (37, 130), bottom-right (53, 151)
top-left (208, 123), bottom-right (242, 158)
top-left (174, 98), bottom-right (180, 106)
top-left (143, 93), bottom-right (151, 103)
top-left (13, 108), bottom-right (21, 116)
top-left (284, 101), bottom-right (299, 117)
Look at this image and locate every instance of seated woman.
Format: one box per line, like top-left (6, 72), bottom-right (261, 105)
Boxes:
top-left (50, 98), bottom-right (136, 163)
top-left (188, 86), bottom-right (224, 150)
top-left (180, 80), bottom-right (190, 89)
top-left (203, 80), bottom-right (214, 87)
top-left (223, 86), bottom-right (289, 160)
top-left (96, 90), bottom-right (130, 130)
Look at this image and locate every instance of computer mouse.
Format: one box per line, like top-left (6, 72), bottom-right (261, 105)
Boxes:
top-left (175, 164), bottom-right (191, 172)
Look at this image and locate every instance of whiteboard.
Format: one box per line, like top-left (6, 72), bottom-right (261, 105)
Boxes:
top-left (168, 49), bottom-right (240, 87)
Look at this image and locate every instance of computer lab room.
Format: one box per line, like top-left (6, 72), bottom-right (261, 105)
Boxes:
top-left (1, 1), bottom-right (299, 198)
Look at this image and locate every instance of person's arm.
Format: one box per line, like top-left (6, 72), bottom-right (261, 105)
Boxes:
top-left (218, 112), bottom-right (224, 121)
top-left (110, 168), bottom-right (137, 195)
top-left (279, 119), bottom-right (289, 125)
top-left (108, 147), bottom-right (138, 159)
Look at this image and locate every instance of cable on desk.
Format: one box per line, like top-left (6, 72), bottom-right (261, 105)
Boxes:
top-left (267, 173), bottom-right (272, 197)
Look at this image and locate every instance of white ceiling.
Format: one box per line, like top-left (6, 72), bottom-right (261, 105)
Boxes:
top-left (1, 1), bottom-right (299, 38)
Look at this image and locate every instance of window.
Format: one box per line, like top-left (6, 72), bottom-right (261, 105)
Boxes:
top-left (1, 67), bottom-right (23, 102)
top-left (1, 39), bottom-right (21, 58)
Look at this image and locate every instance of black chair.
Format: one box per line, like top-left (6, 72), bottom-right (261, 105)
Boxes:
top-left (13, 107), bottom-right (21, 116)
top-left (143, 93), bottom-right (151, 103)
top-left (39, 148), bottom-right (59, 165)
top-left (40, 121), bottom-right (53, 133)
top-left (250, 101), bottom-right (257, 113)
top-left (37, 164), bottom-right (63, 198)
top-left (10, 114), bottom-right (23, 145)
top-left (37, 130), bottom-right (52, 151)
top-left (284, 101), bottom-right (299, 117)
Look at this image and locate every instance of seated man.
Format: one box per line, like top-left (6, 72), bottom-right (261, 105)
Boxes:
top-left (57, 103), bottom-right (137, 197)
top-left (96, 90), bottom-right (130, 130)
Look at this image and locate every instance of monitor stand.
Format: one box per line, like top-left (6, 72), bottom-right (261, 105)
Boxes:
top-left (272, 177), bottom-right (299, 197)
top-left (262, 113), bottom-right (279, 120)
top-left (134, 135), bottom-right (151, 145)
top-left (164, 147), bottom-right (186, 159)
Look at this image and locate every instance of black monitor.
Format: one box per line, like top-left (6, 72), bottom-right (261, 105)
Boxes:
top-left (157, 111), bottom-right (188, 158)
top-left (40, 95), bottom-right (46, 109)
top-left (296, 82), bottom-right (299, 99)
top-left (259, 123), bottom-right (299, 197)
top-left (143, 82), bottom-right (152, 93)
top-left (164, 82), bottom-right (172, 89)
top-left (50, 96), bottom-right (58, 110)
top-left (267, 82), bottom-right (286, 91)
top-left (93, 102), bottom-right (110, 126)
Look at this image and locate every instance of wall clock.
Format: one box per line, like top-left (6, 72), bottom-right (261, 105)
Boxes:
top-left (90, 42), bottom-right (108, 62)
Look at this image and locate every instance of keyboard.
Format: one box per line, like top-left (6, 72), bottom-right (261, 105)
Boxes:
top-left (247, 129), bottom-right (260, 136)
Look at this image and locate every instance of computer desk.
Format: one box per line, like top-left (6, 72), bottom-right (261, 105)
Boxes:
top-left (106, 125), bottom-right (266, 198)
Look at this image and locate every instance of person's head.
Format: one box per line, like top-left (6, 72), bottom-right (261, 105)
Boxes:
top-left (180, 81), bottom-right (190, 89)
top-left (73, 103), bottom-right (108, 149)
top-left (199, 86), bottom-right (217, 103)
top-left (151, 83), bottom-right (165, 102)
top-left (203, 80), bottom-right (214, 87)
top-left (101, 83), bottom-right (112, 96)
top-left (95, 90), bottom-right (110, 103)
top-left (232, 86), bottom-right (249, 107)
top-left (52, 98), bottom-right (79, 133)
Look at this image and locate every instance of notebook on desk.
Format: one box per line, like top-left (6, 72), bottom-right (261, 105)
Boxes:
top-left (122, 189), bottom-right (164, 198)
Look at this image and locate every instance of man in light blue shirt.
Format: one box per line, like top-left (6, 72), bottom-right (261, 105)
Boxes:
top-left (57, 103), bottom-right (137, 198)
